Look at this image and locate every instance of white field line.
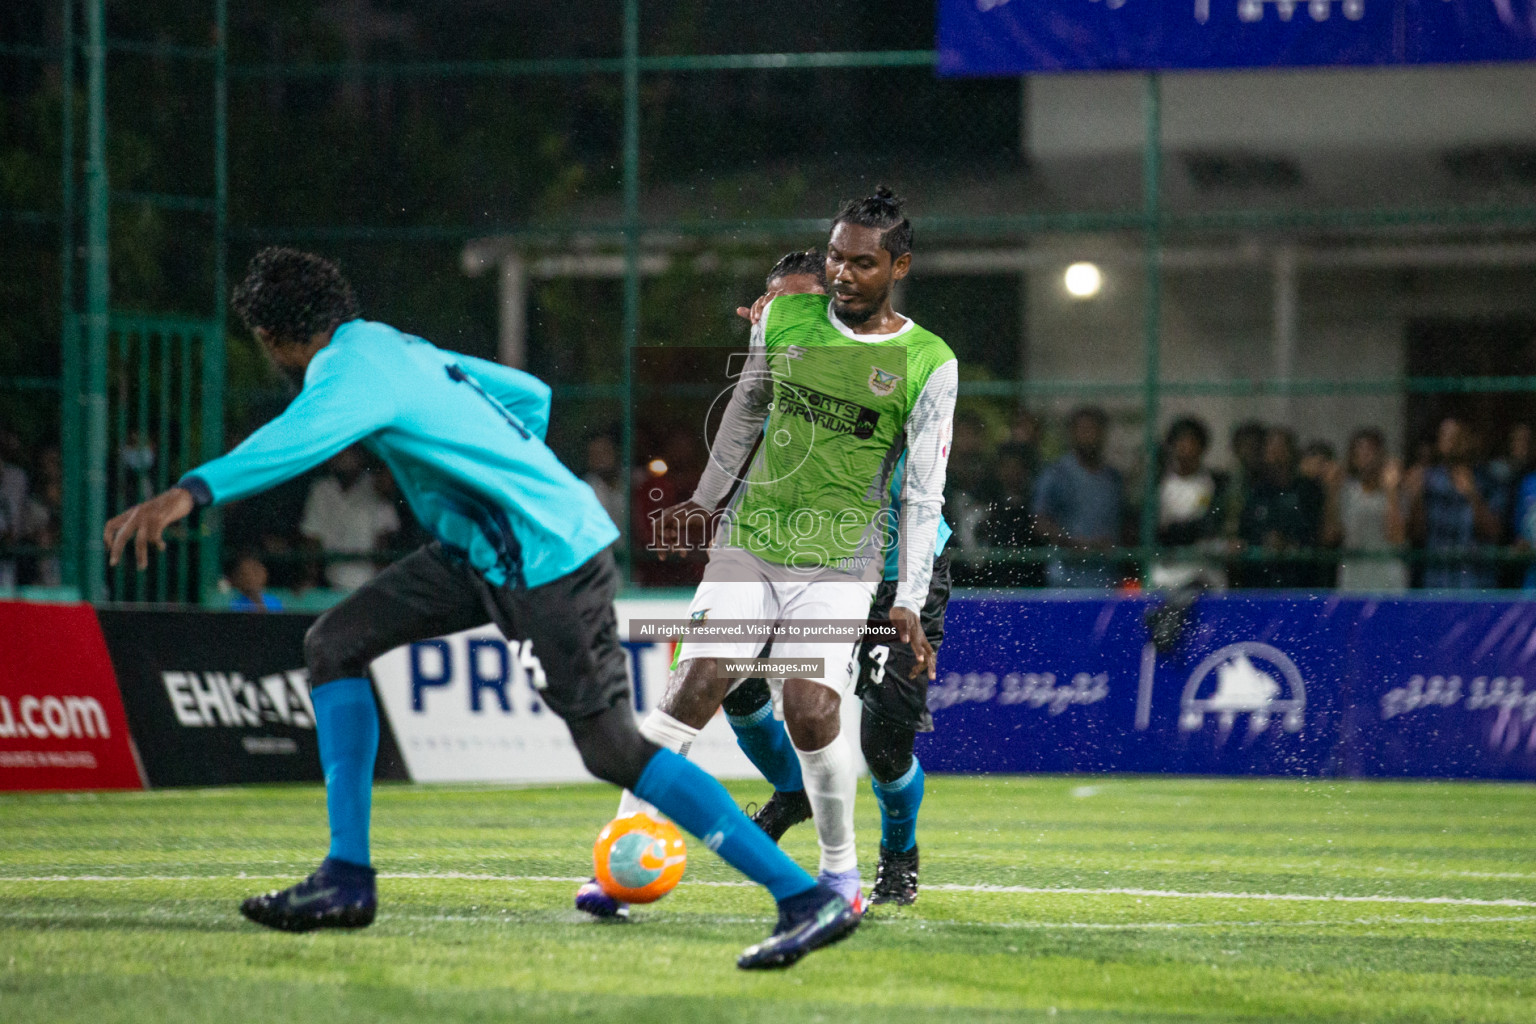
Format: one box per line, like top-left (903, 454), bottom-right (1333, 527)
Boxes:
top-left (1, 905), bottom-right (1533, 933)
top-left (19, 859), bottom-right (1536, 884)
top-left (2, 872), bottom-right (1536, 909)
top-left (1128, 859), bottom-right (1536, 882)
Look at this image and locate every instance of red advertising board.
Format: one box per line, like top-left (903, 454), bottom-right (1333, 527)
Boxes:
top-left (0, 601), bottom-right (143, 790)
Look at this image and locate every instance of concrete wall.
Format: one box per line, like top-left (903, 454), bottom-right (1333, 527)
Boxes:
top-left (1029, 64), bottom-right (1536, 160)
top-left (1018, 62), bottom-right (1536, 473)
top-left (1024, 254), bottom-right (1410, 473)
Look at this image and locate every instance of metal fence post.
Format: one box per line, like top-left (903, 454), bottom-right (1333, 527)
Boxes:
top-left (199, 0), bottom-right (229, 602)
top-left (1138, 73), bottom-right (1163, 572)
top-left (82, 0), bottom-right (109, 603)
top-left (619, 0), bottom-right (640, 585)
top-left (59, 0), bottom-right (82, 592)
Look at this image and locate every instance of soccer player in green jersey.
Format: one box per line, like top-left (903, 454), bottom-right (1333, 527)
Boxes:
top-left (720, 255), bottom-right (957, 907)
top-left (577, 188), bottom-right (956, 916)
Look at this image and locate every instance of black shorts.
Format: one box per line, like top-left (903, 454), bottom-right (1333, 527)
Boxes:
top-left (312, 542), bottom-right (630, 721)
top-left (855, 552), bottom-right (951, 733)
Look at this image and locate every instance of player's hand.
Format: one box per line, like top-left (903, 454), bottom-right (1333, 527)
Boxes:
top-left (735, 292), bottom-right (772, 325)
top-left (653, 499), bottom-right (711, 561)
top-left (103, 487), bottom-right (195, 570)
top-left (890, 605), bottom-right (936, 681)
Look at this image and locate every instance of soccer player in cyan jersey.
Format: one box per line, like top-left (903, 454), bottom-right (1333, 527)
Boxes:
top-left (102, 247), bottom-right (859, 969)
top-left (576, 189), bottom-right (956, 917)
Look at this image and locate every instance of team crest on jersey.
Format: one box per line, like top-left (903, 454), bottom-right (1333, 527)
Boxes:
top-left (868, 367), bottom-right (902, 397)
top-left (690, 609), bottom-right (709, 623)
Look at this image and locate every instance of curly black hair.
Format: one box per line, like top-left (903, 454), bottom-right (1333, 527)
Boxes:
top-left (765, 248), bottom-right (825, 288)
top-left (831, 185), bottom-right (912, 259)
top-left (230, 247), bottom-right (360, 344)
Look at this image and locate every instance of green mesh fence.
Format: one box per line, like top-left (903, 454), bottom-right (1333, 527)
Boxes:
top-left (4, 1), bottom-right (1536, 600)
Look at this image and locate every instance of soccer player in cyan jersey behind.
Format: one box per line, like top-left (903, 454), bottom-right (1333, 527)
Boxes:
top-left (576, 189), bottom-right (956, 917)
top-left (102, 247), bottom-right (859, 969)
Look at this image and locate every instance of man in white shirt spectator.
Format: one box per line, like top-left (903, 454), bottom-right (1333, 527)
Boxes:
top-left (1152, 416), bottom-right (1228, 590)
top-left (300, 446), bottom-right (400, 590)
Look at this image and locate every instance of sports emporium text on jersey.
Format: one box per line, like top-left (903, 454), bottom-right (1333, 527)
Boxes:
top-left (773, 383), bottom-right (880, 440)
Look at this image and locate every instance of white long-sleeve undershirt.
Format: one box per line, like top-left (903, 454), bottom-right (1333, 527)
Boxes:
top-left (893, 358), bottom-right (957, 613)
top-left (693, 314), bottom-right (772, 510)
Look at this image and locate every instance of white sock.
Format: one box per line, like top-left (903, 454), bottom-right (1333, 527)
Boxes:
top-left (614, 710), bottom-right (701, 820)
top-left (794, 734), bottom-right (859, 876)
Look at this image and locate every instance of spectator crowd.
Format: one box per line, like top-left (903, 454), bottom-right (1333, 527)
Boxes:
top-left (939, 406), bottom-right (1536, 591)
top-left (6, 407), bottom-right (1536, 598)
top-left (219, 442), bottom-right (416, 604)
top-left (0, 419), bottom-right (417, 606)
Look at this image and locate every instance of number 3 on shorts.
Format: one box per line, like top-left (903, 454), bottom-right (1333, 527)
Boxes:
top-left (867, 644), bottom-right (890, 687)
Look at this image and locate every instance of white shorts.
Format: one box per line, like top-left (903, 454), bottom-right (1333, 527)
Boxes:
top-left (677, 547), bottom-right (878, 696)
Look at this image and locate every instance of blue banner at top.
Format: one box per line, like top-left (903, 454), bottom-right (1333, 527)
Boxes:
top-left (937, 0), bottom-right (1536, 76)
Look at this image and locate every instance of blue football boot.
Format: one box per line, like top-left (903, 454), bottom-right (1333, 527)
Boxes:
top-left (574, 877), bottom-right (630, 921)
top-left (240, 857), bottom-right (377, 932)
top-left (736, 883), bottom-right (860, 970)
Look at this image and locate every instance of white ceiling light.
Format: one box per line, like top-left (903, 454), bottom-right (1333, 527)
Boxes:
top-left (1064, 262), bottom-right (1103, 299)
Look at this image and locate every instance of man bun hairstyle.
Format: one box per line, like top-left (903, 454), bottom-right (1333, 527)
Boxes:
top-left (765, 248), bottom-right (825, 287)
top-left (231, 246), bottom-right (360, 344)
top-left (832, 185), bottom-right (912, 259)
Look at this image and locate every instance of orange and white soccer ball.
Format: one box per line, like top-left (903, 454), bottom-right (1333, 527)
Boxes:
top-left (592, 813), bottom-right (687, 903)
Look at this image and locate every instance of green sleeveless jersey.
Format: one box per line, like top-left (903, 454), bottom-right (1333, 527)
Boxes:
top-left (723, 293), bottom-right (955, 574)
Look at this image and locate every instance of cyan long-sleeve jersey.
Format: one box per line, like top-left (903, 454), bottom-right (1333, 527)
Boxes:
top-left (882, 449), bottom-right (953, 583)
top-left (180, 319), bottom-right (619, 589)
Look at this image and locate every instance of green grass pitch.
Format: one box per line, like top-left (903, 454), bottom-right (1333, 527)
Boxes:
top-left (2, 775), bottom-right (1533, 1023)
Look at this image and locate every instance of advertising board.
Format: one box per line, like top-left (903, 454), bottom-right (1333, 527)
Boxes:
top-left (97, 608), bottom-right (406, 787)
top-left (0, 601), bottom-right (143, 791)
top-left (919, 593), bottom-right (1536, 780)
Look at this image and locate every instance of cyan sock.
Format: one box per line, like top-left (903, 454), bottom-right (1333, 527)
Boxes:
top-left (725, 702), bottom-right (804, 794)
top-left (311, 677), bottom-right (379, 867)
top-left (634, 749), bottom-right (815, 902)
top-left (870, 757), bottom-right (924, 853)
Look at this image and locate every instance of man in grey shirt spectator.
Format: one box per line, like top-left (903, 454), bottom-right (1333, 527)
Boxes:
top-left (1033, 406), bottom-right (1124, 588)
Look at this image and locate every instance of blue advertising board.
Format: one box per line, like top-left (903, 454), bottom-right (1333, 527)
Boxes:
top-left (917, 593), bottom-right (1536, 780)
top-left (937, 0), bottom-right (1536, 76)
top-left (1346, 599), bottom-right (1536, 779)
top-left (919, 596), bottom-right (1145, 773)
top-left (1125, 595), bottom-right (1353, 776)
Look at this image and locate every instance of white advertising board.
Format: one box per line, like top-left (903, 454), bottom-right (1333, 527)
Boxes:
top-left (371, 597), bottom-right (868, 784)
